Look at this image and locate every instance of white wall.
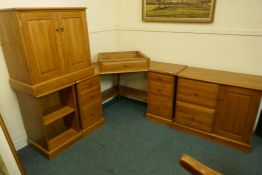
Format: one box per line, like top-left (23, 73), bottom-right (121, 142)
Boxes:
top-left (117, 0), bottom-right (262, 76)
top-left (0, 0), bottom-right (118, 150)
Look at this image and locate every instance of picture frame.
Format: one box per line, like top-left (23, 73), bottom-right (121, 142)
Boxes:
top-left (142, 0), bottom-right (216, 23)
top-left (0, 114), bottom-right (25, 175)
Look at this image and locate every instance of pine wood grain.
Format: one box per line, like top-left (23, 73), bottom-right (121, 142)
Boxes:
top-left (178, 67), bottom-right (262, 91)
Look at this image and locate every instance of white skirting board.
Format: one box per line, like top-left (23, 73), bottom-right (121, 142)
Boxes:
top-left (13, 134), bottom-right (28, 151)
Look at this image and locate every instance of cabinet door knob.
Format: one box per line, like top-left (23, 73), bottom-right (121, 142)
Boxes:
top-left (218, 97), bottom-right (224, 101)
top-left (55, 27), bottom-right (60, 31)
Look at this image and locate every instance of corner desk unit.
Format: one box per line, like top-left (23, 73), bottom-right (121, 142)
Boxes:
top-left (95, 61), bottom-right (262, 152)
top-left (1, 8), bottom-right (262, 159)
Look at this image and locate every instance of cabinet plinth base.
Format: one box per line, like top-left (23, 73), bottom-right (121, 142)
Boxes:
top-left (28, 131), bottom-right (82, 160)
top-left (81, 118), bottom-right (106, 136)
top-left (173, 122), bottom-right (251, 152)
top-left (146, 113), bottom-right (173, 126)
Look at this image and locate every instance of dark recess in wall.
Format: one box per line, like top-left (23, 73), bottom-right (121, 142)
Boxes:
top-left (255, 110), bottom-right (262, 137)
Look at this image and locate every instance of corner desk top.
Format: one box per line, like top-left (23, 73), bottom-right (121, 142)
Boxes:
top-left (178, 67), bottom-right (262, 91)
top-left (92, 61), bottom-right (187, 76)
top-left (92, 61), bottom-right (262, 91)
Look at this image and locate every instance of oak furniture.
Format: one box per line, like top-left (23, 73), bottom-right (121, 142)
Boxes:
top-left (174, 67), bottom-right (262, 151)
top-left (76, 74), bottom-right (105, 135)
top-left (95, 57), bottom-right (262, 151)
top-left (98, 51), bottom-right (150, 74)
top-left (0, 8), bottom-right (96, 159)
top-left (146, 62), bottom-right (186, 125)
top-left (1, 7), bottom-right (262, 158)
top-left (179, 154), bottom-right (222, 175)
top-left (0, 8), bottom-right (94, 96)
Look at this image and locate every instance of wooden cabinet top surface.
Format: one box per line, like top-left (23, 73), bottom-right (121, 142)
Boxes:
top-left (149, 61), bottom-right (186, 75)
top-left (178, 67), bottom-right (262, 91)
top-left (0, 7), bottom-right (86, 12)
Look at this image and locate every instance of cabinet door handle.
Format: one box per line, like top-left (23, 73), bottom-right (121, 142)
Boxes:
top-left (193, 92), bottom-right (199, 97)
top-left (217, 97), bottom-right (224, 101)
top-left (55, 27), bottom-right (64, 32)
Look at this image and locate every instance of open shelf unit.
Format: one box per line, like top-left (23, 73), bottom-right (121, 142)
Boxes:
top-left (16, 85), bottom-right (82, 159)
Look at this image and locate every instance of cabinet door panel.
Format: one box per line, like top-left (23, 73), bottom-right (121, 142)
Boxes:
top-left (20, 12), bottom-right (64, 83)
top-left (58, 11), bottom-right (91, 73)
top-left (214, 86), bottom-right (260, 142)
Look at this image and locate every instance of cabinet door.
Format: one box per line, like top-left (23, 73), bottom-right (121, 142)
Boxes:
top-left (20, 12), bottom-right (64, 83)
top-left (214, 86), bottom-right (261, 143)
top-left (58, 11), bottom-right (91, 73)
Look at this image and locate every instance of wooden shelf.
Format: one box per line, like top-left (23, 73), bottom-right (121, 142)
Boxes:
top-left (43, 106), bottom-right (75, 125)
top-left (48, 128), bottom-right (79, 150)
top-left (120, 86), bottom-right (147, 102)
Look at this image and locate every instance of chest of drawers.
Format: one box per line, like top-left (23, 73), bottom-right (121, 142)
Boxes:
top-left (76, 75), bottom-right (105, 135)
top-left (146, 62), bottom-right (186, 125)
top-left (174, 67), bottom-right (262, 151)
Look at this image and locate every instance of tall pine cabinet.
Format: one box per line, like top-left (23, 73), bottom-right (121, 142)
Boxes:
top-left (0, 8), bottom-right (95, 159)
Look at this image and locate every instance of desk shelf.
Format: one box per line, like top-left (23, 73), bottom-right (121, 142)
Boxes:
top-left (43, 106), bottom-right (75, 126)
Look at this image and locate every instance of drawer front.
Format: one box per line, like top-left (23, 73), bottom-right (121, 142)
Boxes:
top-left (77, 76), bottom-right (100, 92)
top-left (79, 101), bottom-right (103, 129)
top-left (149, 72), bottom-right (173, 84)
top-left (78, 88), bottom-right (101, 104)
top-left (149, 72), bottom-right (174, 97)
top-left (100, 59), bottom-right (148, 72)
top-left (148, 95), bottom-right (173, 119)
top-left (149, 81), bottom-right (173, 97)
top-left (175, 101), bottom-right (214, 132)
top-left (177, 78), bottom-right (218, 108)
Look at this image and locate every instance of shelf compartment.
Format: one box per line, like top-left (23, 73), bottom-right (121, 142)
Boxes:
top-left (47, 128), bottom-right (80, 150)
top-left (43, 106), bottom-right (75, 125)
top-left (39, 86), bottom-right (76, 117)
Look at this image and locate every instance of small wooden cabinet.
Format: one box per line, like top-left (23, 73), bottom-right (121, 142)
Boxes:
top-left (147, 72), bottom-right (175, 124)
top-left (146, 62), bottom-right (186, 125)
top-left (16, 85), bottom-right (82, 159)
top-left (174, 67), bottom-right (262, 151)
top-left (76, 75), bottom-right (105, 134)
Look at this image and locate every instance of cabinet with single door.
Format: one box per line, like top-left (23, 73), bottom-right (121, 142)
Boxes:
top-left (173, 67), bottom-right (262, 151)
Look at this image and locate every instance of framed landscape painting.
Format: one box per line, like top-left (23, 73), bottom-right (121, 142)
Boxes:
top-left (142, 0), bottom-right (216, 23)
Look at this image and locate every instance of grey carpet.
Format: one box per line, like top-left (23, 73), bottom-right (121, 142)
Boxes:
top-left (18, 97), bottom-right (262, 175)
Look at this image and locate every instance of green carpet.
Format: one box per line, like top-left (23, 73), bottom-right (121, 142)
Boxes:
top-left (18, 97), bottom-right (262, 175)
